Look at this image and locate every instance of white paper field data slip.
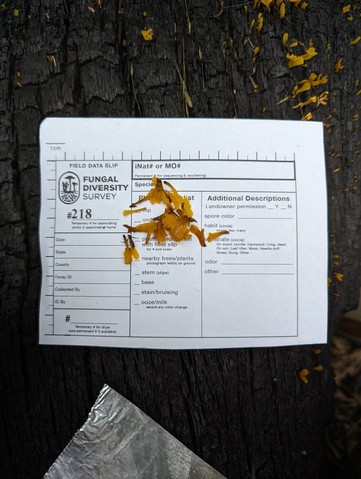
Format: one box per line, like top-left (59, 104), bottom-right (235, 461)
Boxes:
top-left (39, 118), bottom-right (328, 349)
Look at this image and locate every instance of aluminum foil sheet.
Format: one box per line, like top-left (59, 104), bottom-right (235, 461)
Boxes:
top-left (44, 384), bottom-right (226, 479)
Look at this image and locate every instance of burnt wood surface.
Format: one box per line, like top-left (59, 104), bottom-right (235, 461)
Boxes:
top-left (1, 1), bottom-right (360, 478)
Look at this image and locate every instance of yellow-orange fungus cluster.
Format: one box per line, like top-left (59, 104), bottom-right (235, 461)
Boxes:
top-left (122, 176), bottom-right (229, 264)
top-left (298, 368), bottom-right (309, 384)
top-left (291, 73), bottom-right (328, 97)
top-left (123, 235), bottom-right (140, 265)
top-left (253, 0), bottom-right (308, 19)
top-left (285, 40), bottom-right (317, 68)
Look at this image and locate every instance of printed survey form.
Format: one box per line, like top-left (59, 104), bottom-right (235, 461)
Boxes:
top-left (39, 118), bottom-right (328, 348)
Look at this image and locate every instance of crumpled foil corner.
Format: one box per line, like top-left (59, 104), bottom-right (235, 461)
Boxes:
top-left (44, 384), bottom-right (226, 479)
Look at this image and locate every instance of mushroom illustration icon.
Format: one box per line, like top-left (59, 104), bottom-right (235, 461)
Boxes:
top-left (59, 172), bottom-right (80, 204)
